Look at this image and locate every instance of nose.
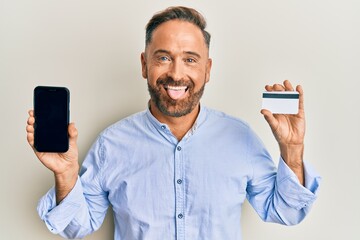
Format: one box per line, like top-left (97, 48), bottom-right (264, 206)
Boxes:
top-left (167, 59), bottom-right (185, 81)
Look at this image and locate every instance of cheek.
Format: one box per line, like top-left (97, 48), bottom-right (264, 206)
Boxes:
top-left (191, 69), bottom-right (207, 85)
top-left (148, 67), bottom-right (173, 87)
top-left (146, 68), bottom-right (159, 86)
top-left (147, 65), bottom-right (165, 80)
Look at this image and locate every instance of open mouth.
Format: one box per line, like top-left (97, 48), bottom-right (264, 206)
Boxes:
top-left (164, 85), bottom-right (189, 100)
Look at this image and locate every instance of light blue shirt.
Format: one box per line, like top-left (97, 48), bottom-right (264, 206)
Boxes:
top-left (37, 106), bottom-right (320, 240)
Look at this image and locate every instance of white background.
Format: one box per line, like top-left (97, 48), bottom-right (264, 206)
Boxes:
top-left (1, 0), bottom-right (359, 239)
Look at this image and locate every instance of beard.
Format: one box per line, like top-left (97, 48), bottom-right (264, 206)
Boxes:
top-left (147, 76), bottom-right (205, 118)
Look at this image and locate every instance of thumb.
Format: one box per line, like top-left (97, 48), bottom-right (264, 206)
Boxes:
top-left (68, 123), bottom-right (78, 147)
top-left (260, 109), bottom-right (278, 131)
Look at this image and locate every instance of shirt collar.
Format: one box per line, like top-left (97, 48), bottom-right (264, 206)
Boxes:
top-left (145, 103), bottom-right (208, 141)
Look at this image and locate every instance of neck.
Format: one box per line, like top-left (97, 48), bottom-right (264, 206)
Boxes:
top-left (149, 101), bottom-right (200, 141)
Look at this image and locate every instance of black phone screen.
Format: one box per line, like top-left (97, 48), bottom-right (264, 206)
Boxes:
top-left (34, 86), bottom-right (70, 152)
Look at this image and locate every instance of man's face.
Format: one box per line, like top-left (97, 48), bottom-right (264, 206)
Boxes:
top-left (141, 20), bottom-right (212, 117)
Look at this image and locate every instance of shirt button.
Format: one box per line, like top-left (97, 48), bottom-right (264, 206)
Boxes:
top-left (177, 179), bottom-right (182, 184)
top-left (177, 146), bottom-right (182, 151)
top-left (161, 125), bottom-right (166, 130)
top-left (178, 213), bottom-right (183, 219)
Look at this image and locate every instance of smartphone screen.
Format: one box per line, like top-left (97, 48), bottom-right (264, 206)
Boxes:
top-left (34, 86), bottom-right (70, 152)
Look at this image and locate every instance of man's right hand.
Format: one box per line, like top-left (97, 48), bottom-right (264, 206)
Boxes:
top-left (26, 110), bottom-right (79, 204)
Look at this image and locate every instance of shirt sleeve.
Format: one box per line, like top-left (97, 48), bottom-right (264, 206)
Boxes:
top-left (246, 129), bottom-right (321, 226)
top-left (36, 136), bottom-right (110, 239)
top-left (276, 157), bottom-right (321, 210)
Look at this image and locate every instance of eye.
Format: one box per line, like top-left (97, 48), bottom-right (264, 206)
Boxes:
top-left (185, 58), bottom-right (196, 63)
top-left (159, 56), bottom-right (170, 62)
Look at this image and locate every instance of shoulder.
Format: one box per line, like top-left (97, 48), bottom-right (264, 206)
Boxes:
top-left (99, 110), bottom-right (148, 140)
top-left (203, 106), bottom-right (267, 149)
top-left (198, 106), bottom-right (264, 150)
top-left (202, 106), bottom-right (251, 131)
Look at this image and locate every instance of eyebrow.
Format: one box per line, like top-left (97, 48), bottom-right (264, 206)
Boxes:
top-left (153, 49), bottom-right (202, 59)
top-left (153, 49), bottom-right (170, 56)
top-left (185, 51), bottom-right (201, 59)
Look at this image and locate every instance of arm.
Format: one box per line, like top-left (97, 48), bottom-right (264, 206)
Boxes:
top-left (260, 80), bottom-right (306, 185)
top-left (26, 110), bottom-right (79, 203)
top-left (246, 127), bottom-right (320, 225)
top-left (247, 82), bottom-right (320, 225)
top-left (27, 110), bottom-right (109, 238)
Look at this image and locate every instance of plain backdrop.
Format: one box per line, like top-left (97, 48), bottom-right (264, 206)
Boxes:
top-left (1, 0), bottom-right (359, 239)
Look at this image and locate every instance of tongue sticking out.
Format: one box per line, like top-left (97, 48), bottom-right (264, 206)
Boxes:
top-left (166, 87), bottom-right (187, 100)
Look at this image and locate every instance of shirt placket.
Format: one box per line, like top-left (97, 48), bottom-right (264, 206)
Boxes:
top-left (174, 143), bottom-right (185, 240)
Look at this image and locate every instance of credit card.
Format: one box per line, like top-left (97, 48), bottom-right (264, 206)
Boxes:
top-left (262, 91), bottom-right (299, 114)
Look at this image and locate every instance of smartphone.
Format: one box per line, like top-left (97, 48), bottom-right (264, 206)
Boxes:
top-left (33, 86), bottom-right (70, 152)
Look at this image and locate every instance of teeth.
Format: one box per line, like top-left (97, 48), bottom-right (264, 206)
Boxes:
top-left (166, 85), bottom-right (187, 91)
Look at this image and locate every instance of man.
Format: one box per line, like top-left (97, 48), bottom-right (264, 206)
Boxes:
top-left (26, 6), bottom-right (320, 240)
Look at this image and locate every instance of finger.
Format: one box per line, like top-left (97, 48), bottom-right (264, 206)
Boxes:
top-left (26, 110), bottom-right (36, 149)
top-left (27, 132), bottom-right (34, 147)
top-left (272, 83), bottom-right (285, 91)
top-left (28, 109), bottom-right (34, 116)
top-left (265, 85), bottom-right (273, 91)
top-left (265, 84), bottom-right (285, 92)
top-left (26, 124), bottom-right (34, 133)
top-left (27, 116), bottom-right (35, 126)
top-left (283, 80), bottom-right (294, 91)
top-left (296, 84), bottom-right (305, 112)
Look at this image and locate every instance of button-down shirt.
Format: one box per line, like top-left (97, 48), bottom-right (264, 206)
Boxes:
top-left (37, 106), bottom-right (320, 240)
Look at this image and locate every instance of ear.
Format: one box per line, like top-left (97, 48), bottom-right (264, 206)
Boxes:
top-left (205, 58), bottom-right (212, 83)
top-left (140, 52), bottom-right (147, 79)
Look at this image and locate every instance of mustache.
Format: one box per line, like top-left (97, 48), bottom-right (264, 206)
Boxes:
top-left (156, 76), bottom-right (194, 88)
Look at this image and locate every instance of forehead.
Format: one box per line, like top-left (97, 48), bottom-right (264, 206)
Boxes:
top-left (148, 20), bottom-right (207, 54)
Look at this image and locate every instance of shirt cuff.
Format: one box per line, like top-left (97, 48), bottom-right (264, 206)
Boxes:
top-left (276, 157), bottom-right (321, 210)
top-left (37, 176), bottom-right (84, 234)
